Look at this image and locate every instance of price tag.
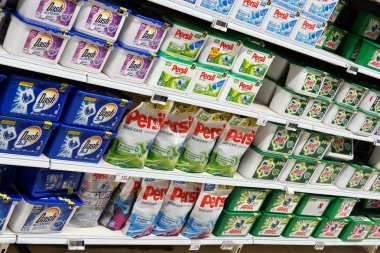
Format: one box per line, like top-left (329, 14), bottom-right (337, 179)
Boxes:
top-left (221, 241), bottom-right (234, 251)
top-left (284, 186), bottom-right (295, 195)
top-left (151, 94), bottom-right (169, 105)
top-left (68, 240), bottom-right (85, 250)
top-left (346, 65), bottom-right (358, 75)
top-left (189, 243), bottom-right (201, 251)
top-left (314, 241), bottom-right (325, 251)
top-left (211, 19), bottom-right (228, 32)
top-left (286, 121), bottom-right (298, 131)
top-left (115, 174), bottom-right (129, 183)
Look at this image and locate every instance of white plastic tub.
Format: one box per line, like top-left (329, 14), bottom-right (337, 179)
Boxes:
top-left (102, 43), bottom-right (157, 83)
top-left (238, 146), bottom-right (289, 180)
top-left (197, 33), bottom-right (242, 70)
top-left (73, 0), bottom-right (129, 42)
top-left (334, 164), bottom-right (375, 190)
top-left (230, 0), bottom-right (272, 29)
top-left (291, 11), bottom-right (326, 46)
top-left (302, 97), bottom-right (331, 122)
top-left (231, 41), bottom-right (274, 80)
top-left (118, 13), bottom-right (171, 53)
top-left (269, 85), bottom-right (310, 118)
top-left (197, 0), bottom-right (236, 16)
top-left (304, 0), bottom-right (339, 21)
top-left (219, 72), bottom-right (261, 107)
top-left (322, 102), bottom-right (355, 129)
top-left (334, 81), bottom-right (366, 109)
top-left (358, 88), bottom-right (380, 115)
top-left (277, 156), bottom-right (319, 184)
top-left (318, 75), bottom-right (342, 100)
top-left (364, 170), bottom-right (380, 192)
top-left (188, 63), bottom-right (228, 100)
top-left (266, 54), bottom-right (289, 82)
top-left (3, 14), bottom-right (70, 64)
top-left (285, 63), bottom-right (326, 97)
top-left (346, 109), bottom-right (380, 136)
top-left (17, 0), bottom-right (84, 30)
top-left (255, 77), bottom-right (277, 105)
top-left (292, 130), bottom-right (332, 160)
top-left (146, 52), bottom-right (197, 93)
top-left (324, 136), bottom-right (354, 161)
top-left (59, 30), bottom-right (114, 73)
top-left (309, 160), bottom-right (344, 185)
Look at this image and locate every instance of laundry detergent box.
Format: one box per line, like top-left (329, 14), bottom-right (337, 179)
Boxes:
top-left (282, 215), bottom-right (321, 238)
top-left (230, 0), bottom-right (272, 29)
top-left (0, 75), bottom-right (73, 122)
top-left (0, 116), bottom-right (56, 156)
top-left (312, 217), bottom-right (349, 238)
top-left (352, 11), bottom-right (380, 42)
top-left (277, 156), bottom-right (320, 185)
top-left (339, 216), bottom-right (374, 241)
top-left (0, 189), bottom-right (21, 234)
top-left (44, 124), bottom-right (115, 163)
top-left (213, 210), bottom-right (260, 236)
top-left (8, 192), bottom-right (83, 233)
top-left (334, 164), bottom-right (375, 190)
top-left (224, 187), bottom-right (271, 212)
top-left (316, 25), bottom-right (347, 52)
top-left (15, 167), bottom-right (83, 198)
top-left (323, 197), bottom-right (358, 220)
top-left (249, 211), bottom-right (292, 237)
top-left (292, 130), bottom-right (332, 159)
top-left (294, 194), bottom-right (334, 217)
top-left (324, 136), bottom-right (353, 161)
top-left (304, 0), bottom-right (339, 20)
top-left (291, 11), bottom-right (326, 47)
top-left (366, 214), bottom-right (380, 239)
top-left (197, 0), bottom-right (237, 16)
top-left (61, 88), bottom-right (131, 131)
top-left (263, 190), bottom-right (304, 214)
top-left (309, 160), bottom-right (344, 186)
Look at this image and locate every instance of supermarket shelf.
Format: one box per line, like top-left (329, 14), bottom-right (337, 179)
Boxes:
top-left (0, 153), bottom-right (49, 168)
top-left (0, 229), bottom-right (16, 244)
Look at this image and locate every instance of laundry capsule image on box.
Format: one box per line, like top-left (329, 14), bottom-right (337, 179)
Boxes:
top-left (323, 197), bottom-right (358, 220)
top-left (339, 216), bottom-right (374, 241)
top-left (213, 210), bottom-right (260, 236)
top-left (263, 191), bottom-right (304, 214)
top-left (250, 212), bottom-right (292, 237)
top-left (312, 217), bottom-right (349, 238)
top-left (282, 215), bottom-right (321, 238)
top-left (224, 187), bottom-right (271, 212)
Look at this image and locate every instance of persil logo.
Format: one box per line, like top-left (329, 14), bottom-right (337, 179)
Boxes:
top-left (243, 0), bottom-right (260, 8)
top-left (174, 29), bottom-right (194, 40)
top-left (33, 207), bottom-right (60, 226)
top-left (143, 185), bottom-right (168, 201)
top-left (77, 136), bottom-right (102, 156)
top-left (14, 126), bottom-right (42, 148)
top-left (164, 116), bottom-right (193, 134)
top-left (169, 187), bottom-right (199, 203)
top-left (274, 9), bottom-right (289, 20)
top-left (239, 81), bottom-right (253, 91)
top-left (33, 88), bottom-right (59, 112)
top-left (93, 103), bottom-right (118, 124)
top-left (193, 122), bottom-right (224, 140)
top-left (94, 10), bottom-right (113, 25)
top-left (252, 53), bottom-right (266, 62)
top-left (124, 110), bottom-right (166, 130)
top-left (45, 0), bottom-right (66, 15)
top-left (172, 64), bottom-right (188, 74)
top-left (200, 71), bottom-right (216, 81)
top-left (225, 129), bottom-right (255, 145)
top-left (200, 194), bottom-right (227, 208)
top-left (220, 42), bottom-right (234, 51)
top-left (302, 20), bottom-right (316, 30)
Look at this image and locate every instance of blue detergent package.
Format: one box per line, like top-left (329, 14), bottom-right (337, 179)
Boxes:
top-left (198, 0), bottom-right (236, 16)
top-left (0, 116), bottom-right (56, 156)
top-left (44, 124), bottom-right (115, 163)
top-left (0, 189), bottom-right (22, 233)
top-left (61, 89), bottom-right (132, 131)
top-left (0, 75), bottom-right (73, 122)
top-left (15, 168), bottom-right (84, 198)
top-left (0, 165), bottom-right (17, 190)
top-left (8, 192), bottom-right (83, 233)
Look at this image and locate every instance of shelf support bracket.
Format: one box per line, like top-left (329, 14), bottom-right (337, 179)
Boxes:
top-left (346, 65), bottom-right (359, 75)
top-left (363, 246), bottom-right (378, 253)
top-left (151, 93), bottom-right (169, 105)
top-left (221, 241), bottom-right (234, 251)
top-left (211, 19), bottom-right (228, 32)
top-left (286, 121), bottom-right (298, 131)
top-left (189, 242), bottom-right (201, 251)
top-left (68, 240), bottom-right (85, 251)
top-left (284, 186), bottom-right (295, 195)
top-left (314, 241), bottom-right (325, 251)
top-left (257, 117), bottom-right (267, 126)
top-left (231, 244), bottom-right (243, 253)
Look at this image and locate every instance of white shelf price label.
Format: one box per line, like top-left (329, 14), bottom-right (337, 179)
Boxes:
top-left (151, 93), bottom-right (169, 105)
top-left (286, 121), bottom-right (298, 131)
top-left (115, 174), bottom-right (129, 183)
top-left (314, 241), bottom-right (325, 251)
top-left (284, 186), bottom-right (295, 195)
top-left (374, 138), bottom-right (380, 146)
top-left (189, 242), bottom-right (201, 251)
top-left (347, 65), bottom-right (359, 75)
top-left (211, 19), bottom-right (228, 32)
top-left (257, 117), bottom-right (267, 126)
top-left (221, 241), bottom-right (234, 251)
top-left (68, 240), bottom-right (85, 250)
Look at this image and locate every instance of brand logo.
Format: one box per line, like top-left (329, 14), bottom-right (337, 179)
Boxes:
top-left (169, 187), bottom-right (199, 203)
top-left (369, 51), bottom-right (380, 69)
top-left (193, 122), bottom-right (223, 140)
top-left (93, 103), bottom-right (118, 124)
top-left (77, 136), bottom-right (102, 156)
top-left (334, 111), bottom-right (347, 125)
top-left (238, 81), bottom-right (253, 91)
top-left (252, 53), bottom-right (266, 62)
top-left (174, 29), bottom-right (194, 40)
top-left (344, 89), bottom-right (358, 104)
top-left (350, 171), bottom-right (364, 187)
top-left (172, 64), bottom-right (189, 74)
top-left (143, 185), bottom-right (168, 201)
top-left (303, 137), bottom-right (320, 155)
top-left (274, 9), bottom-right (289, 20)
top-left (163, 116), bottom-right (193, 134)
top-left (271, 130), bottom-right (288, 149)
top-left (94, 10), bottom-right (113, 25)
top-left (33, 88), bottom-right (59, 112)
top-left (142, 27), bottom-right (157, 40)
top-left (220, 42), bottom-right (234, 51)
top-left (308, 103), bottom-right (322, 117)
top-left (31, 35), bottom-right (53, 52)
top-left (332, 137), bottom-right (344, 152)
top-left (257, 160), bottom-right (274, 177)
top-left (287, 99), bottom-right (301, 114)
top-left (243, 0), bottom-right (260, 8)
top-left (33, 207), bottom-right (60, 226)
top-left (320, 166), bottom-right (334, 182)
top-left (124, 109), bottom-right (167, 130)
top-left (45, 0), bottom-right (66, 14)
top-left (200, 71), bottom-right (216, 81)
top-left (128, 57), bottom-right (143, 70)
top-left (302, 20), bottom-right (316, 30)
top-left (92, 174), bottom-right (109, 180)
top-left (200, 194), bottom-right (227, 208)
top-left (225, 129), bottom-right (255, 144)
top-left (14, 126), bottom-right (42, 148)
top-left (290, 163), bottom-right (306, 180)
top-left (81, 45), bottom-right (98, 59)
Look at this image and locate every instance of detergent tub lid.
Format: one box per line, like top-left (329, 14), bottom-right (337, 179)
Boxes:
top-left (12, 12), bottom-right (71, 34)
top-left (132, 13), bottom-right (171, 28)
top-left (117, 42), bottom-right (157, 58)
top-left (0, 115), bottom-right (58, 129)
top-left (59, 123), bottom-right (116, 136)
top-left (21, 192), bottom-right (83, 206)
top-left (71, 30), bottom-right (115, 47)
top-left (88, 0), bottom-right (129, 13)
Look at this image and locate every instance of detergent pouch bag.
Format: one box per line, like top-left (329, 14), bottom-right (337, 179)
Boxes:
top-left (100, 177), bottom-right (142, 231)
top-left (152, 181), bottom-right (201, 236)
top-left (181, 184), bottom-right (233, 239)
top-left (176, 109), bottom-right (229, 173)
top-left (105, 101), bottom-right (173, 168)
top-left (80, 173), bottom-right (116, 193)
top-left (145, 104), bottom-right (197, 171)
top-left (206, 116), bottom-right (259, 177)
top-left (122, 178), bottom-right (170, 238)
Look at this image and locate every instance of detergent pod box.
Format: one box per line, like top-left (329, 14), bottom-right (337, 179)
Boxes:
top-left (352, 11), bottom-right (380, 42)
top-left (250, 211), bottom-right (292, 237)
top-left (334, 81), bottom-right (366, 109)
top-left (322, 102), bottom-right (355, 129)
top-left (3, 13), bottom-right (70, 64)
top-left (73, 0), bottom-right (129, 42)
top-left (146, 52), bottom-right (197, 93)
top-left (316, 25), bottom-right (347, 52)
top-left (302, 97), bottom-right (331, 123)
top-left (282, 215), bottom-right (321, 238)
top-left (122, 178), bottom-right (170, 238)
top-left (105, 101), bottom-right (173, 169)
top-left (294, 194), bottom-right (334, 217)
top-left (339, 216), bottom-right (374, 241)
top-left (304, 0), bottom-right (339, 20)
top-left (8, 192), bottom-right (83, 233)
top-left (347, 109), bottom-right (380, 136)
top-left (334, 164), bottom-right (375, 190)
top-left (309, 160), bottom-right (344, 186)
top-left (263, 190), bottom-right (304, 214)
top-left (153, 181), bottom-right (201, 236)
top-left (61, 88), bottom-right (131, 131)
top-left (291, 11), bottom-right (326, 47)
top-left (262, 0), bottom-right (301, 38)
top-left (44, 124), bottom-right (115, 163)
top-left (0, 75), bottom-right (73, 122)
top-left (213, 210), bottom-right (260, 236)
top-left (312, 217), bottom-right (349, 238)
top-left (16, 0), bottom-right (85, 30)
top-left (278, 156), bottom-right (320, 184)
top-left (0, 189), bottom-right (21, 234)
top-left (181, 184), bottom-right (233, 239)
top-left (224, 187), bottom-right (271, 212)
top-left (15, 168), bottom-right (83, 198)
top-left (324, 136), bottom-right (353, 162)
top-left (230, 0), bottom-right (272, 29)
top-left (292, 130), bottom-right (332, 160)
top-left (324, 197), bottom-right (358, 219)
top-left (0, 116), bottom-right (56, 156)
top-left (366, 215), bottom-right (380, 239)
top-left (359, 87), bottom-right (380, 116)
top-left (318, 74), bottom-right (342, 100)
top-left (364, 169), bottom-right (380, 192)
top-left (197, 0), bottom-right (236, 16)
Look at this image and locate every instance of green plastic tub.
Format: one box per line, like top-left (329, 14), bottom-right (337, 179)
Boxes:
top-left (323, 197), bottom-right (358, 219)
top-left (263, 191), bottom-right (304, 214)
top-left (294, 194), bottom-right (334, 217)
top-left (249, 212), bottom-right (292, 237)
top-left (316, 25), bottom-right (347, 52)
top-left (352, 10), bottom-right (380, 41)
top-left (340, 33), bottom-right (362, 61)
top-left (224, 187), bottom-right (271, 212)
top-left (213, 210), bottom-right (260, 236)
top-left (312, 217), bottom-right (349, 238)
top-left (282, 215), bottom-right (322, 238)
top-left (339, 216), bottom-right (374, 241)
top-left (355, 39), bottom-right (380, 72)
top-left (309, 160), bottom-right (345, 186)
top-left (361, 199), bottom-right (380, 210)
top-left (277, 156), bottom-right (320, 184)
top-left (319, 74), bottom-right (342, 100)
top-left (367, 214), bottom-right (380, 239)
top-left (328, 0), bottom-right (347, 24)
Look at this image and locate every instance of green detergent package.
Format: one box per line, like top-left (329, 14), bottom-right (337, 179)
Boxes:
top-left (206, 116), bottom-right (259, 177)
top-left (323, 197), bottom-right (358, 219)
top-left (263, 190), bottom-right (304, 214)
top-left (224, 187), bottom-right (271, 212)
top-left (294, 194), bottom-right (334, 217)
top-left (145, 104), bottom-right (198, 170)
top-left (366, 214), bottom-right (380, 239)
top-left (361, 199), bottom-right (380, 210)
top-left (213, 210), bottom-right (260, 236)
top-left (312, 217), bottom-right (349, 238)
top-left (176, 109), bottom-right (229, 173)
top-left (316, 25), bottom-right (347, 52)
top-left (351, 10), bottom-right (380, 41)
top-left (355, 39), bottom-right (380, 72)
top-left (249, 212), bottom-right (292, 237)
top-left (339, 216), bottom-right (374, 241)
top-left (282, 215), bottom-right (321, 238)
top-left (105, 101), bottom-right (173, 168)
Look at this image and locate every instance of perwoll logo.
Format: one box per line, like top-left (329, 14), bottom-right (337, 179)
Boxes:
top-left (239, 81), bottom-right (253, 91)
top-left (193, 122), bottom-right (224, 140)
top-left (31, 35), bottom-right (53, 51)
top-left (77, 136), bottom-right (102, 156)
top-left (220, 42), bottom-right (234, 51)
top-left (225, 129), bottom-right (255, 145)
top-left (45, 0), bottom-right (66, 15)
top-left (14, 126), bottom-right (42, 148)
top-left (200, 194), bottom-right (227, 208)
top-left (80, 45), bottom-right (99, 59)
top-left (124, 110), bottom-right (166, 130)
top-left (169, 187), bottom-right (199, 203)
top-left (174, 29), bottom-right (194, 40)
top-left (143, 185), bottom-right (168, 201)
top-left (252, 53), bottom-right (266, 62)
top-left (243, 0), bottom-right (260, 8)
top-left (172, 65), bottom-right (189, 74)
top-left (274, 9), bottom-right (289, 20)
top-left (33, 88), bottom-right (59, 112)
top-left (200, 71), bottom-right (216, 81)
top-left (302, 20), bottom-right (316, 30)
top-left (93, 103), bottom-right (118, 124)
top-left (32, 207), bottom-right (60, 226)
top-left (142, 27), bottom-right (157, 40)
top-left (94, 10), bottom-right (113, 26)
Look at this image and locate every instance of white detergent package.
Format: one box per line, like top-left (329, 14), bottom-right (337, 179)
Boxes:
top-left (122, 178), bottom-right (170, 238)
top-left (181, 184), bottom-right (233, 239)
top-left (145, 105), bottom-right (198, 171)
top-left (100, 177), bottom-right (141, 231)
top-left (152, 181), bottom-right (201, 236)
top-left (80, 173), bottom-right (116, 193)
top-left (105, 101), bottom-right (173, 168)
